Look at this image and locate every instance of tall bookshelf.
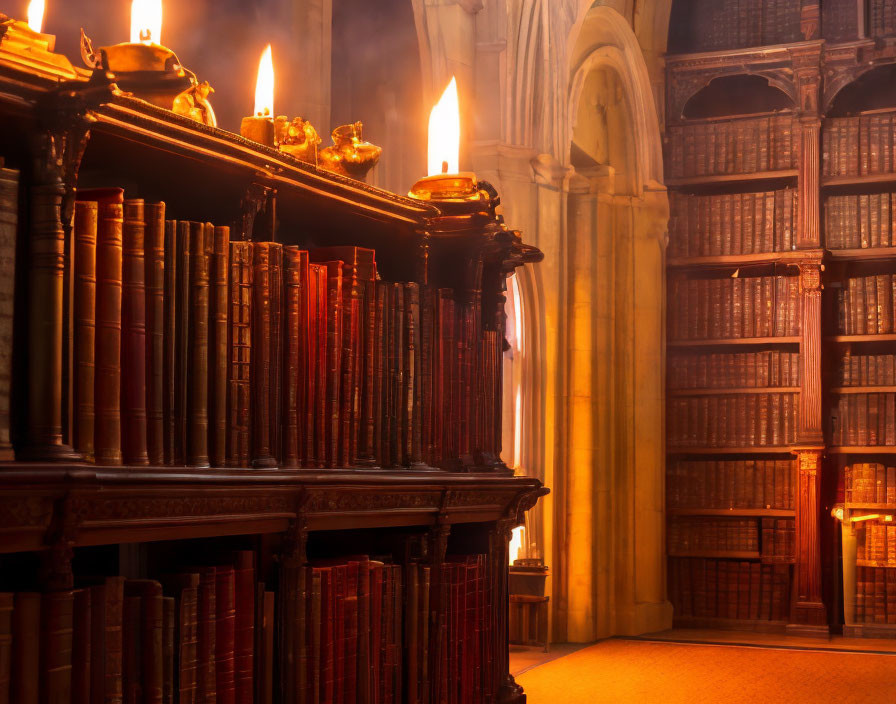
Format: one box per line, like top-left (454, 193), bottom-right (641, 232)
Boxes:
top-left (665, 0), bottom-right (896, 635)
top-left (0, 27), bottom-right (546, 704)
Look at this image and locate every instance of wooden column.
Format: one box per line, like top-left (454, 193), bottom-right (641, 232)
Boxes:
top-left (20, 123), bottom-right (89, 461)
top-left (797, 260), bottom-right (824, 446)
top-left (791, 449), bottom-right (828, 631)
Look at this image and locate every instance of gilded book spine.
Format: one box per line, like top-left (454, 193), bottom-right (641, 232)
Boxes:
top-left (251, 243), bottom-right (277, 468)
top-left (209, 226), bottom-right (230, 468)
top-left (122, 199), bottom-right (149, 465)
top-left (187, 223), bottom-right (211, 467)
top-left (144, 203), bottom-right (166, 466)
top-left (72, 200), bottom-right (96, 461)
top-left (227, 242), bottom-right (252, 467)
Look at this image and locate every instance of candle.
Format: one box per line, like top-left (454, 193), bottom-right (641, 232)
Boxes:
top-left (241, 45), bottom-right (275, 147)
top-left (27, 0), bottom-right (45, 33)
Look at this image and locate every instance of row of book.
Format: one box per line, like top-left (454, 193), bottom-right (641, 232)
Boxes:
top-left (668, 518), bottom-right (759, 554)
top-left (823, 0), bottom-right (862, 42)
top-left (857, 521), bottom-right (896, 563)
top-left (824, 193), bottom-right (896, 250)
top-left (0, 551), bottom-right (269, 704)
top-left (666, 115), bottom-right (796, 180)
top-left (668, 392), bottom-right (800, 448)
top-left (823, 112), bottom-right (896, 178)
top-left (668, 189), bottom-right (797, 258)
top-left (669, 558), bottom-right (792, 622)
top-left (284, 556), bottom-right (492, 704)
top-left (837, 351), bottom-right (896, 386)
top-left (854, 567), bottom-right (896, 624)
top-left (667, 459), bottom-right (794, 510)
top-left (70, 191), bottom-right (501, 469)
top-left (668, 350), bottom-right (800, 390)
top-left (760, 518), bottom-right (795, 559)
top-left (667, 0), bottom-right (800, 54)
top-left (844, 463), bottom-right (896, 504)
top-left (831, 393), bottom-right (896, 446)
top-left (870, 0), bottom-right (896, 37)
top-left (835, 274), bottom-right (896, 336)
top-left (668, 275), bottom-right (801, 341)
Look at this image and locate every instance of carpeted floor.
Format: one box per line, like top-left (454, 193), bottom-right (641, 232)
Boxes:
top-left (516, 638), bottom-right (896, 703)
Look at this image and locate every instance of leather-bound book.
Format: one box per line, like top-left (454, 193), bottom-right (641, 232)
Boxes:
top-left (214, 566), bottom-right (236, 704)
top-left (187, 223), bottom-right (211, 468)
top-left (404, 283), bottom-right (421, 466)
top-left (72, 589), bottom-right (92, 704)
top-left (193, 567), bottom-right (216, 704)
top-left (343, 561), bottom-right (359, 704)
top-left (123, 593), bottom-right (142, 704)
top-left (306, 264), bottom-right (327, 468)
top-left (0, 593), bottom-right (10, 704)
top-left (121, 199), bottom-right (149, 465)
top-left (0, 168), bottom-right (15, 459)
top-left (281, 247), bottom-right (305, 467)
top-left (226, 242), bottom-right (252, 467)
top-left (82, 189), bottom-right (124, 465)
top-left (308, 572), bottom-right (322, 704)
top-left (174, 222), bottom-right (191, 465)
top-left (89, 575), bottom-right (124, 704)
top-left (162, 597), bottom-right (174, 704)
top-left (269, 245), bottom-right (284, 465)
top-left (231, 552), bottom-right (255, 704)
top-left (12, 593), bottom-right (39, 704)
top-left (321, 262), bottom-right (343, 468)
top-left (160, 573), bottom-right (199, 704)
top-left (372, 283), bottom-right (387, 466)
top-left (144, 202), bottom-right (166, 465)
top-left (390, 283), bottom-right (406, 467)
top-left (419, 288), bottom-right (435, 465)
top-left (262, 591), bottom-right (275, 704)
top-left (355, 560), bottom-right (371, 704)
top-left (318, 567), bottom-right (335, 704)
top-left (72, 201), bottom-right (98, 461)
top-left (125, 580), bottom-right (164, 704)
top-left (41, 590), bottom-right (74, 704)
top-left (162, 221), bottom-right (178, 465)
top-left (250, 243), bottom-right (279, 468)
top-left (209, 226), bottom-right (230, 468)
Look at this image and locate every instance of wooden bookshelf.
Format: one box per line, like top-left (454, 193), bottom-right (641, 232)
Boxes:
top-left (0, 48), bottom-right (546, 703)
top-left (831, 386), bottom-right (896, 394)
top-left (828, 247), bottom-right (896, 262)
top-left (665, 169), bottom-right (798, 188)
top-left (669, 387), bottom-right (801, 397)
top-left (668, 550), bottom-right (762, 560)
top-left (668, 337), bottom-right (801, 348)
top-left (667, 251), bottom-right (813, 269)
top-left (667, 447), bottom-right (797, 455)
top-left (829, 447), bottom-right (896, 454)
top-left (667, 508), bottom-right (796, 517)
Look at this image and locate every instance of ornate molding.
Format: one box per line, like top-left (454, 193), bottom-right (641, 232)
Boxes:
top-left (304, 489), bottom-right (441, 514)
top-left (83, 492), bottom-right (293, 522)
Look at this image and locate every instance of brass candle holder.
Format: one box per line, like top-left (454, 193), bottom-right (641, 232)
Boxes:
top-left (319, 122), bottom-right (382, 181)
top-left (0, 14), bottom-right (82, 80)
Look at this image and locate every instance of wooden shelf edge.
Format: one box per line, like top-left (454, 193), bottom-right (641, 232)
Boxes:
top-left (845, 503), bottom-right (896, 510)
top-left (826, 334), bottom-right (896, 344)
top-left (668, 550), bottom-right (761, 559)
top-left (855, 560), bottom-right (896, 568)
top-left (823, 173), bottom-right (896, 188)
top-left (830, 386), bottom-right (896, 394)
top-left (667, 508), bottom-right (795, 517)
top-left (667, 251), bottom-right (819, 268)
top-left (829, 447), bottom-right (896, 454)
top-left (669, 387), bottom-right (800, 397)
top-left (669, 337), bottom-right (801, 348)
top-left (666, 170), bottom-right (799, 188)
top-left (668, 447), bottom-right (797, 455)
top-left (665, 39), bottom-right (822, 63)
top-left (828, 247), bottom-right (896, 262)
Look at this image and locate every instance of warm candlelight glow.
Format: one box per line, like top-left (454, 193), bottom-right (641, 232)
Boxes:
top-left (509, 526), bottom-right (525, 565)
top-left (27, 0), bottom-right (45, 33)
top-left (254, 45), bottom-right (274, 118)
top-left (130, 0), bottom-right (162, 45)
top-left (427, 76), bottom-right (460, 176)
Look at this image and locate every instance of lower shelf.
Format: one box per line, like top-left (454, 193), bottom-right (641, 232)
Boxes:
top-left (843, 623), bottom-right (896, 639)
top-left (672, 616), bottom-right (788, 633)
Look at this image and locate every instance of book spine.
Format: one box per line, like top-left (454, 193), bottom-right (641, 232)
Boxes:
top-left (41, 591), bottom-right (74, 704)
top-left (144, 203), bottom-right (166, 465)
top-left (174, 222), bottom-right (191, 466)
top-left (281, 247), bottom-right (303, 467)
top-left (232, 553), bottom-right (254, 704)
top-left (187, 223), bottom-right (211, 467)
top-left (209, 226), bottom-right (230, 468)
top-left (227, 242), bottom-right (252, 467)
top-left (73, 201), bottom-right (97, 461)
top-left (215, 567), bottom-right (236, 704)
top-left (12, 593), bottom-right (40, 704)
top-left (72, 589), bottom-right (92, 704)
top-left (162, 221), bottom-right (177, 465)
top-left (323, 262), bottom-right (344, 468)
top-left (0, 169), bottom-right (15, 457)
top-left (251, 243), bottom-right (278, 468)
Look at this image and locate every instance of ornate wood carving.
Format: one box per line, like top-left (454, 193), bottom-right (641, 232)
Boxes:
top-left (304, 489), bottom-right (441, 514)
top-left (235, 182), bottom-right (272, 242)
top-left (800, 2), bottom-right (820, 42)
top-left (797, 259), bottom-right (824, 445)
top-left (82, 492), bottom-right (293, 523)
top-left (792, 449), bottom-right (827, 628)
top-left (822, 42), bottom-right (896, 112)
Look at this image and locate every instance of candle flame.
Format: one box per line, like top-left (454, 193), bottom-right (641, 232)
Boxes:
top-left (509, 526), bottom-right (525, 565)
top-left (27, 0), bottom-right (45, 33)
top-left (254, 45), bottom-right (274, 118)
top-left (427, 76), bottom-right (460, 176)
top-left (130, 0), bottom-right (162, 45)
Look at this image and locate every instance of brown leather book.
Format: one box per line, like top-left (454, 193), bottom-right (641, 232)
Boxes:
top-left (11, 593), bottom-right (39, 704)
top-left (121, 199), bottom-right (149, 465)
top-left (209, 226), bottom-right (230, 468)
top-left (281, 247), bottom-right (305, 467)
top-left (187, 223), bottom-right (211, 468)
top-left (308, 264), bottom-right (328, 468)
top-left (420, 288), bottom-right (435, 465)
top-left (73, 200), bottom-right (98, 461)
top-left (162, 221), bottom-right (178, 465)
top-left (41, 590), bottom-right (74, 704)
top-left (226, 242), bottom-right (252, 467)
top-left (390, 283), bottom-right (406, 467)
top-left (82, 188), bottom-right (124, 465)
top-left (194, 568), bottom-right (216, 704)
top-left (144, 202), bottom-right (166, 465)
top-left (232, 552), bottom-right (255, 704)
top-left (122, 593), bottom-right (142, 704)
top-left (0, 593), bottom-right (10, 704)
top-left (250, 243), bottom-right (279, 468)
top-left (214, 566), bottom-right (236, 704)
top-left (125, 580), bottom-right (164, 704)
top-left (162, 596), bottom-right (174, 704)
top-left (174, 222), bottom-right (191, 465)
top-left (160, 573), bottom-right (199, 704)
top-left (0, 168), bottom-right (16, 459)
top-left (320, 262), bottom-right (344, 468)
top-left (269, 245), bottom-right (283, 465)
top-left (72, 589), bottom-right (92, 704)
top-left (404, 283), bottom-right (421, 465)
top-left (89, 575), bottom-right (124, 704)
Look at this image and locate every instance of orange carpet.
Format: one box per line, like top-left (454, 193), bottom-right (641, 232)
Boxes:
top-left (516, 638), bottom-right (896, 703)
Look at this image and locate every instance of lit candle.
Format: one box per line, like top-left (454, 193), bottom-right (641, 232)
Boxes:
top-left (130, 0), bottom-right (162, 45)
top-left (27, 0), bottom-right (45, 33)
top-left (241, 45), bottom-right (275, 147)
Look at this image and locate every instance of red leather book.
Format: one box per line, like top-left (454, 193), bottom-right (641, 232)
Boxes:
top-left (381, 284), bottom-right (394, 468)
top-left (174, 221), bottom-right (191, 465)
top-left (404, 283), bottom-right (421, 466)
top-left (373, 283), bottom-right (387, 467)
top-left (321, 261), bottom-right (344, 468)
top-left (344, 562), bottom-right (359, 704)
top-left (420, 288), bottom-right (435, 465)
top-left (209, 227), bottom-right (230, 468)
top-left (231, 552), bottom-right (255, 704)
top-left (214, 566), bottom-right (236, 704)
top-left (125, 580), bottom-right (164, 704)
top-left (380, 564), bottom-right (392, 704)
top-left (82, 188), bottom-right (124, 465)
top-left (162, 597), bottom-right (175, 704)
top-left (392, 564), bottom-right (403, 704)
top-left (369, 562), bottom-right (384, 703)
top-left (122, 593), bottom-right (142, 704)
top-left (72, 589), bottom-right (92, 704)
top-left (0, 168), bottom-right (15, 459)
top-left (41, 591), bottom-right (74, 704)
top-left (187, 223), bottom-right (211, 467)
top-left (269, 245), bottom-right (283, 464)
top-left (307, 572), bottom-right (321, 704)
top-left (250, 243), bottom-right (279, 468)
top-left (318, 567), bottom-right (335, 704)
top-left (295, 566), bottom-right (308, 704)
top-left (355, 560), bottom-right (371, 704)
top-left (390, 284), bottom-right (405, 468)
top-left (11, 593), bottom-right (39, 704)
top-left (121, 199), bottom-right (149, 465)
top-left (360, 268), bottom-right (378, 466)
top-left (144, 202), bottom-right (166, 465)
top-left (194, 568), bottom-right (217, 704)
top-left (262, 592), bottom-right (274, 704)
top-left (404, 565), bottom-right (419, 704)
top-left (306, 264), bottom-right (327, 468)
top-left (72, 200), bottom-right (97, 461)
top-left (162, 221), bottom-right (177, 465)
top-left (332, 565), bottom-right (346, 704)
top-left (160, 573), bottom-right (198, 704)
top-left (88, 576), bottom-right (124, 704)
top-left (226, 242), bottom-right (252, 467)
top-left (281, 247), bottom-right (305, 467)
